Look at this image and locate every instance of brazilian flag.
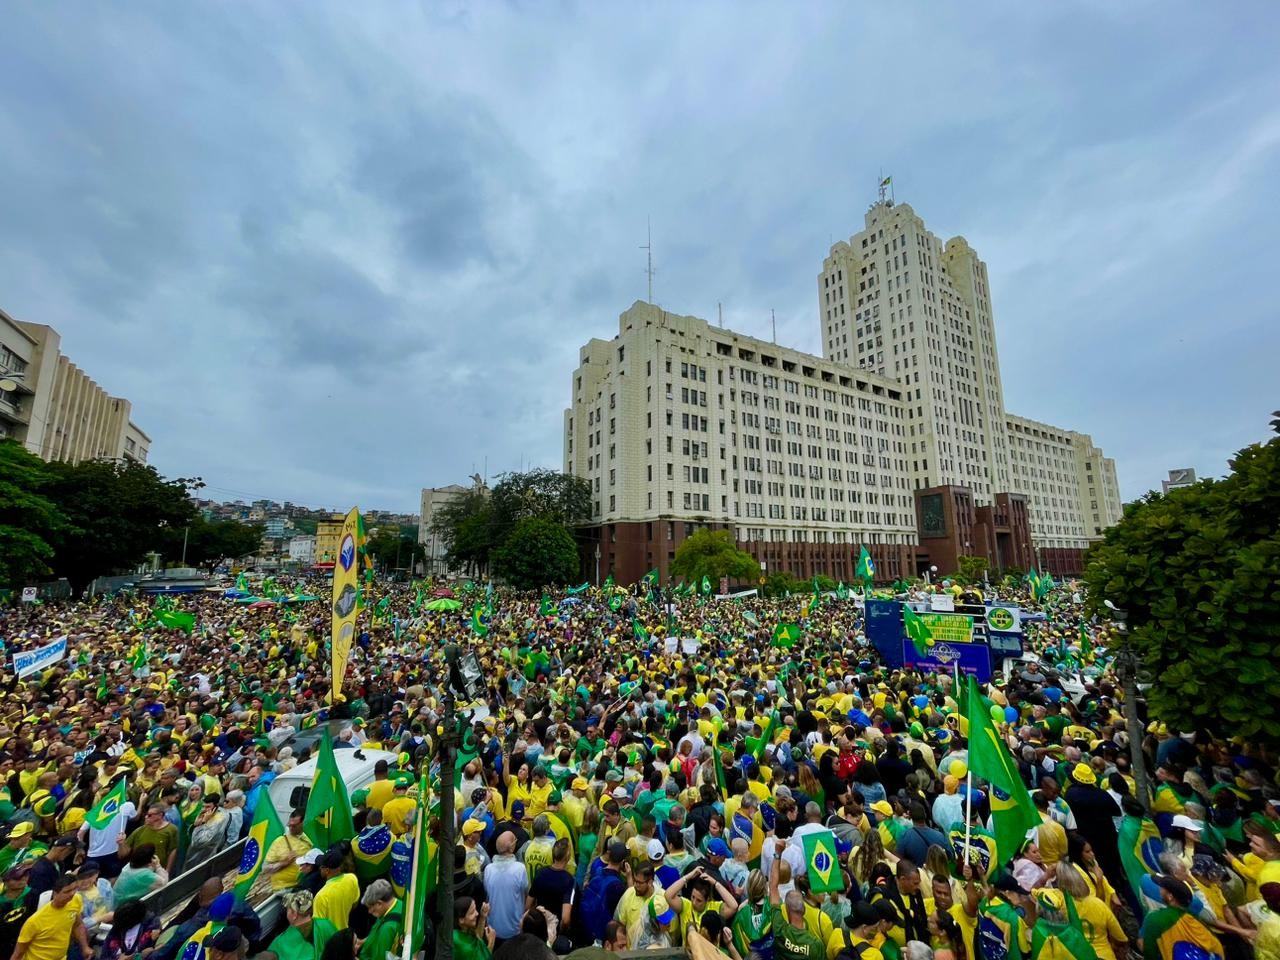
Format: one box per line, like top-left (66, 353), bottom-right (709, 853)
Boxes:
top-left (1141, 907), bottom-right (1224, 960)
top-left (903, 605), bottom-right (935, 658)
top-left (471, 604), bottom-right (489, 637)
top-left (352, 823), bottom-right (393, 881)
top-left (539, 593), bottom-right (554, 617)
top-left (1118, 812), bottom-right (1163, 910)
top-left (948, 822), bottom-right (997, 879)
top-left (234, 800), bottom-right (284, 903)
top-left (801, 829), bottom-right (842, 892)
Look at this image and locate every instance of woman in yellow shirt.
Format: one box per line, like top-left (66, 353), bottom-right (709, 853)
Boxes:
top-left (503, 761), bottom-right (534, 822)
top-left (1042, 863), bottom-right (1127, 960)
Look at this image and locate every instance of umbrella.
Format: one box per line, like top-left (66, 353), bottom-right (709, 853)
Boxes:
top-left (432, 588), bottom-right (455, 598)
top-left (248, 600), bottom-right (276, 609)
top-left (424, 598), bottom-right (462, 611)
top-left (559, 597), bottom-right (582, 606)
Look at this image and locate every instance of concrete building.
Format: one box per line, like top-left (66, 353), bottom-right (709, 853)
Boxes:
top-left (288, 535), bottom-right (316, 564)
top-left (418, 483), bottom-right (478, 576)
top-left (314, 515), bottom-right (346, 568)
top-left (1161, 468), bottom-right (1197, 495)
top-left (264, 517), bottom-right (287, 540)
top-left (563, 199), bottom-right (1122, 580)
top-left (0, 308), bottom-right (149, 464)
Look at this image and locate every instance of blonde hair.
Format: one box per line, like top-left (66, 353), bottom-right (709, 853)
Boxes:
top-left (746, 869), bottom-right (768, 904)
top-left (1054, 861), bottom-right (1088, 898)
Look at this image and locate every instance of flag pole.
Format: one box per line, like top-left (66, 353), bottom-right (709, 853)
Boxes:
top-left (963, 769), bottom-right (973, 865)
top-left (401, 798), bottom-right (424, 960)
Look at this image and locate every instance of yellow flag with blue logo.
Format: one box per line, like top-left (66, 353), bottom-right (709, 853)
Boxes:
top-left (330, 507), bottom-right (361, 702)
top-left (801, 829), bottom-right (842, 892)
top-left (234, 797), bottom-right (284, 903)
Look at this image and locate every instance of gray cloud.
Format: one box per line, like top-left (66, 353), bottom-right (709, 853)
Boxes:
top-left (0, 1), bottom-right (1277, 510)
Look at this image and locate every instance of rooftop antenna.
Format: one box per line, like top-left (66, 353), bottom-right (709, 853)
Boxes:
top-left (718, 302), bottom-right (723, 328)
top-left (878, 170), bottom-right (894, 205)
top-left (771, 309), bottom-right (777, 344)
top-left (641, 218), bottom-right (654, 304)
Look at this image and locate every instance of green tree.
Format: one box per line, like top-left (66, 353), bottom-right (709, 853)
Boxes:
top-left (491, 516), bottom-right (579, 590)
top-left (161, 517), bottom-right (264, 571)
top-left (671, 529), bottom-right (761, 586)
top-left (366, 526), bottom-right (425, 573)
top-left (1084, 421), bottom-right (1280, 742)
top-left (44, 459), bottom-right (198, 596)
top-left (760, 571), bottom-right (804, 598)
top-left (430, 487), bottom-right (495, 574)
top-left (0, 441), bottom-right (63, 587)
top-left (955, 555), bottom-right (988, 585)
top-left (488, 468), bottom-right (592, 542)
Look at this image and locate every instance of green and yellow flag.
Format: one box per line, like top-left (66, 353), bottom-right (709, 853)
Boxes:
top-left (304, 734), bottom-right (355, 849)
top-left (539, 593), bottom-right (554, 617)
top-left (855, 546), bottom-right (875, 582)
top-left (234, 794), bottom-right (284, 903)
top-left (802, 829), bottom-right (842, 892)
top-left (1142, 907), bottom-right (1224, 960)
top-left (329, 506), bottom-right (361, 702)
top-left (471, 604), bottom-right (489, 638)
top-left (902, 605), bottom-right (935, 658)
top-left (772, 623), bottom-right (800, 648)
top-left (84, 777), bottom-right (130, 830)
top-left (965, 674), bottom-right (1040, 863)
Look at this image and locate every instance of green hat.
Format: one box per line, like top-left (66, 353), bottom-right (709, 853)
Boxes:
top-left (548, 790), bottom-right (563, 805)
top-left (33, 794), bottom-right (57, 818)
top-left (351, 788), bottom-right (369, 807)
top-left (199, 715), bottom-right (216, 732)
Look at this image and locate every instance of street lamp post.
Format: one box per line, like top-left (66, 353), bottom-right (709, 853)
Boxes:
top-left (1105, 600), bottom-right (1152, 812)
top-left (594, 544), bottom-right (601, 586)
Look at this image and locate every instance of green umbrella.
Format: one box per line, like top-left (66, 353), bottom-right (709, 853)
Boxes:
top-left (424, 597), bottom-right (462, 611)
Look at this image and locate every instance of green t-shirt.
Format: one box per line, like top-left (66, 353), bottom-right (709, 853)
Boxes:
top-left (359, 902), bottom-right (403, 960)
top-left (268, 919), bottom-right (337, 960)
top-left (773, 903), bottom-right (825, 960)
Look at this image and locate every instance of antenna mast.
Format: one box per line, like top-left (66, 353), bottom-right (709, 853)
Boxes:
top-left (641, 218), bottom-right (654, 303)
top-left (771, 309), bottom-right (777, 344)
top-left (718, 302), bottom-right (723, 328)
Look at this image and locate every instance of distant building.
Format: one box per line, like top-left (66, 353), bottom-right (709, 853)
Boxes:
top-left (288, 535), bottom-right (316, 563)
top-left (1, 308), bottom-right (149, 464)
top-left (264, 517), bottom-right (287, 539)
top-left (1161, 468), bottom-right (1197, 494)
top-left (419, 483), bottom-right (480, 576)
top-left (314, 515), bottom-right (346, 568)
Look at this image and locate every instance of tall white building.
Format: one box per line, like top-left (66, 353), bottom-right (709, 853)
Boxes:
top-left (564, 198), bottom-right (1122, 580)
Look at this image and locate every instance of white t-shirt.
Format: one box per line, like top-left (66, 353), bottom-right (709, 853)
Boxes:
top-left (79, 801), bottom-right (137, 857)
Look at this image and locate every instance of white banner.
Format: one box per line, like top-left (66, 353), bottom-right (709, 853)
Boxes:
top-left (12, 636), bottom-right (68, 678)
top-left (19, 587), bottom-right (36, 603)
top-left (929, 594), bottom-right (955, 612)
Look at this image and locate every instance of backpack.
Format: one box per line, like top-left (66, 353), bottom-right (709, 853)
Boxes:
top-left (834, 930), bottom-right (873, 960)
top-left (579, 868), bottom-right (623, 942)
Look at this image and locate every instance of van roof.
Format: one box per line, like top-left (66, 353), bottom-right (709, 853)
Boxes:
top-left (274, 747), bottom-right (401, 785)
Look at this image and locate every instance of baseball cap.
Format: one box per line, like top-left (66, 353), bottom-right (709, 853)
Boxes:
top-left (648, 898), bottom-right (676, 926)
top-left (208, 926), bottom-right (243, 951)
top-left (208, 892), bottom-right (236, 922)
top-left (1152, 874), bottom-right (1193, 906)
top-left (7, 822), bottom-right (33, 838)
top-left (510, 801), bottom-right (526, 820)
top-left (571, 777), bottom-right (589, 790)
top-left (706, 838), bottom-right (730, 858)
top-left (462, 820), bottom-right (485, 837)
top-left (296, 848), bottom-right (324, 866)
top-left (1170, 814), bottom-right (1201, 832)
top-left (51, 835), bottom-right (78, 848)
top-left (992, 875), bottom-right (1027, 896)
top-left (870, 800), bottom-right (894, 818)
top-left (846, 902), bottom-right (880, 929)
top-left (606, 840), bottom-right (629, 865)
top-left (611, 786), bottom-right (629, 800)
top-left (646, 838), bottom-right (665, 861)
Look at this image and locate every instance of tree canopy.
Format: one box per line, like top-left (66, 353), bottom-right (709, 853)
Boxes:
top-left (157, 516), bottom-right (264, 572)
top-left (491, 516), bottom-right (580, 590)
top-left (0, 442), bottom-right (63, 587)
top-left (671, 529), bottom-right (761, 586)
top-left (1084, 419), bottom-right (1280, 742)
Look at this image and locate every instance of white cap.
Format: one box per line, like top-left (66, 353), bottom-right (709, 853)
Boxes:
top-left (647, 838), bottom-right (665, 860)
top-left (296, 848), bottom-right (324, 865)
top-left (612, 786), bottom-right (629, 800)
top-left (1171, 814), bottom-right (1201, 832)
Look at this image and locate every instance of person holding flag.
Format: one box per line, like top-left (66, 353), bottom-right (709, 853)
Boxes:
top-left (77, 773), bottom-right (135, 880)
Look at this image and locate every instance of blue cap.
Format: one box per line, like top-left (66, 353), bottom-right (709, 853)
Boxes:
top-left (209, 892), bottom-right (235, 922)
top-left (510, 800), bottom-right (525, 819)
top-left (706, 838), bottom-right (730, 857)
top-left (835, 837), bottom-right (854, 855)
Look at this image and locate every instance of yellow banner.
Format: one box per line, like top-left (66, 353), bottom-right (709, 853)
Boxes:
top-left (330, 507), bottom-right (360, 702)
top-left (920, 612), bottom-right (974, 644)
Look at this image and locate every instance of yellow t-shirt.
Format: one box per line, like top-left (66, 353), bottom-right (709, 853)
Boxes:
top-left (525, 782), bottom-right (553, 820)
top-left (804, 901), bottom-right (834, 945)
top-left (16, 895), bottom-right (83, 960)
top-left (265, 832), bottom-right (313, 891)
top-left (826, 928), bottom-right (883, 960)
top-left (314, 872), bottom-right (360, 931)
top-left (677, 897), bottom-right (720, 946)
top-left (365, 778), bottom-right (396, 813)
top-left (947, 902), bottom-right (978, 960)
top-left (1036, 814), bottom-right (1068, 867)
top-left (1076, 894), bottom-right (1126, 960)
top-left (381, 796), bottom-right (416, 836)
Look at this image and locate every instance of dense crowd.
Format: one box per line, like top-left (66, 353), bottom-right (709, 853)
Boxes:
top-left (0, 573), bottom-right (1277, 960)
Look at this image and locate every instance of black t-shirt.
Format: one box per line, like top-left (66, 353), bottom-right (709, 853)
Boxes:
top-left (0, 889), bottom-right (34, 960)
top-left (530, 865), bottom-right (575, 915)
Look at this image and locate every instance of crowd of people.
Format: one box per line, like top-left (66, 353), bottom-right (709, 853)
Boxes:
top-left (0, 571), bottom-right (1276, 960)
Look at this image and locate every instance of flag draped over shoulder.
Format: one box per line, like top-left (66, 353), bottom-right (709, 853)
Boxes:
top-left (304, 734), bottom-right (354, 849)
top-left (948, 822), bottom-right (997, 879)
top-left (903, 606), bottom-right (935, 658)
top-left (84, 778), bottom-right (129, 830)
top-left (1142, 908), bottom-right (1224, 960)
top-left (234, 796), bottom-right (284, 902)
top-left (802, 829), bottom-right (842, 892)
top-left (965, 674), bottom-right (1039, 865)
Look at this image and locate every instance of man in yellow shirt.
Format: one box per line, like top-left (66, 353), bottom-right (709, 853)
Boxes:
top-left (1034, 792), bottom-right (1068, 868)
top-left (381, 778), bottom-right (416, 837)
top-left (12, 875), bottom-right (91, 960)
top-left (364, 759), bottom-right (396, 813)
top-left (262, 808), bottom-right (313, 891)
top-left (826, 901), bottom-right (883, 960)
top-left (313, 849), bottom-right (360, 931)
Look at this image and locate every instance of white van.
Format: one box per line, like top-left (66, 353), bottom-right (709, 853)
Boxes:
top-left (266, 747), bottom-right (400, 825)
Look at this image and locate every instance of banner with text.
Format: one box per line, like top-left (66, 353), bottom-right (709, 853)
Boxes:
top-left (920, 612), bottom-right (975, 644)
top-left (12, 636), bottom-right (68, 678)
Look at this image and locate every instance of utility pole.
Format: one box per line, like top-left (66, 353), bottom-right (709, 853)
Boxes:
top-left (1106, 601), bottom-right (1151, 812)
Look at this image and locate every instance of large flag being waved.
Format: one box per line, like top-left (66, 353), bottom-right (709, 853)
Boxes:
top-left (772, 623), bottom-right (801, 648)
top-left (902, 606), bottom-right (935, 658)
top-left (330, 507), bottom-right (361, 702)
top-left (947, 822), bottom-right (997, 879)
top-left (965, 674), bottom-right (1040, 865)
top-left (1118, 812), bottom-right (1164, 911)
top-left (84, 777), bottom-right (130, 830)
top-left (304, 734), bottom-right (355, 850)
top-left (471, 603), bottom-right (489, 638)
top-left (802, 829), bottom-right (842, 892)
top-left (403, 774), bottom-right (439, 960)
top-left (234, 796), bottom-right (284, 903)
top-left (855, 546), bottom-right (875, 581)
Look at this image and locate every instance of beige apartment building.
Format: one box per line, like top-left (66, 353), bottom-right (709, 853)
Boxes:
top-left (0, 308), bottom-right (149, 464)
top-left (564, 199), bottom-right (1123, 582)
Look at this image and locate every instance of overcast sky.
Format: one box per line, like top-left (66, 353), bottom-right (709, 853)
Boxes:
top-left (2, 3), bottom-right (1277, 512)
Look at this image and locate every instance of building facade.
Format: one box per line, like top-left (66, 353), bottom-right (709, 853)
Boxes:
top-left (1, 308), bottom-right (149, 464)
top-left (288, 535), bottom-right (316, 564)
top-left (314, 515), bottom-right (345, 568)
top-left (418, 483), bottom-right (479, 576)
top-left (1161, 468), bottom-right (1197, 494)
top-left (564, 200), bottom-right (1123, 581)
